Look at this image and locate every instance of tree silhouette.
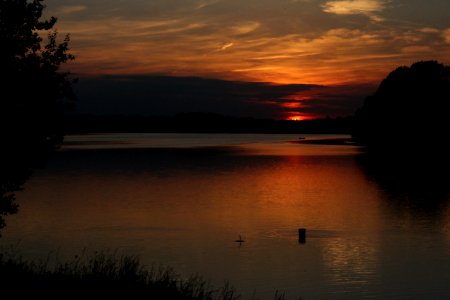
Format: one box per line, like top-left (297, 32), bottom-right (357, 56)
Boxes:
top-left (1, 0), bottom-right (75, 151)
top-left (0, 160), bottom-right (28, 234)
top-left (353, 61), bottom-right (450, 154)
top-left (0, 0), bottom-right (75, 233)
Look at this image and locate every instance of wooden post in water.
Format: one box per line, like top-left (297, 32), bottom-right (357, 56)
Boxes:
top-left (298, 228), bottom-right (306, 244)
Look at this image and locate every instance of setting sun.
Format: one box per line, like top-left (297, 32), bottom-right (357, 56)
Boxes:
top-left (287, 115), bottom-right (309, 121)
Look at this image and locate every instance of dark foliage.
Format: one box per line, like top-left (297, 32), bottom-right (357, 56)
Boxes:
top-left (353, 61), bottom-right (450, 205)
top-left (0, 0), bottom-right (75, 150)
top-left (0, 251), bottom-right (241, 300)
top-left (353, 61), bottom-right (450, 155)
top-left (0, 0), bottom-right (75, 232)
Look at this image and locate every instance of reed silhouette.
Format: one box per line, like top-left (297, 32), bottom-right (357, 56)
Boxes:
top-left (0, 250), bottom-right (241, 299)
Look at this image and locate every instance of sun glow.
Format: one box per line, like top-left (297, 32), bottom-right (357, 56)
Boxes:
top-left (287, 115), bottom-right (310, 121)
top-left (281, 102), bottom-right (302, 109)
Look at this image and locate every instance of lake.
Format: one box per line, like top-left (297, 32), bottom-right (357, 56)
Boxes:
top-left (1, 133), bottom-right (450, 299)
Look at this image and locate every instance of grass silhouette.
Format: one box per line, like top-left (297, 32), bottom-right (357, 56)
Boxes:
top-left (0, 250), bottom-right (288, 299)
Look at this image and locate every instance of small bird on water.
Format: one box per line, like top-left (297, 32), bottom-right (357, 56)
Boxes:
top-left (235, 235), bottom-right (245, 243)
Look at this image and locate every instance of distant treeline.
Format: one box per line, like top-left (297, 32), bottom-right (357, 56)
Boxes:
top-left (64, 113), bottom-right (354, 134)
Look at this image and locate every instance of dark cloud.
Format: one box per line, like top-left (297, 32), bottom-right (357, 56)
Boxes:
top-left (289, 84), bottom-right (376, 117)
top-left (73, 75), bottom-right (369, 118)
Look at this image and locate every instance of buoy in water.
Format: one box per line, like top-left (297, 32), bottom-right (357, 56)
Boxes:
top-left (298, 228), bottom-right (306, 244)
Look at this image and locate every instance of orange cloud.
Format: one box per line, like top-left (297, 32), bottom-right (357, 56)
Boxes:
top-left (51, 4), bottom-right (450, 89)
top-left (444, 29), bottom-right (450, 44)
top-left (231, 22), bottom-right (261, 35)
top-left (322, 0), bottom-right (387, 22)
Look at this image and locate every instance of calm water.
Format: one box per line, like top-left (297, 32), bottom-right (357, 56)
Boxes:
top-left (2, 133), bottom-right (450, 299)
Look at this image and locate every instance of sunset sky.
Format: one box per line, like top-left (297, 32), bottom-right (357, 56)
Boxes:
top-left (44, 0), bottom-right (450, 119)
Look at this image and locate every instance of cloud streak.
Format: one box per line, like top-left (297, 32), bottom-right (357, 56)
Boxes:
top-left (196, 0), bottom-right (220, 10)
top-left (444, 29), bottom-right (450, 44)
top-left (55, 5), bottom-right (87, 15)
top-left (220, 42), bottom-right (234, 51)
top-left (232, 21), bottom-right (261, 35)
top-left (322, 0), bottom-right (387, 22)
